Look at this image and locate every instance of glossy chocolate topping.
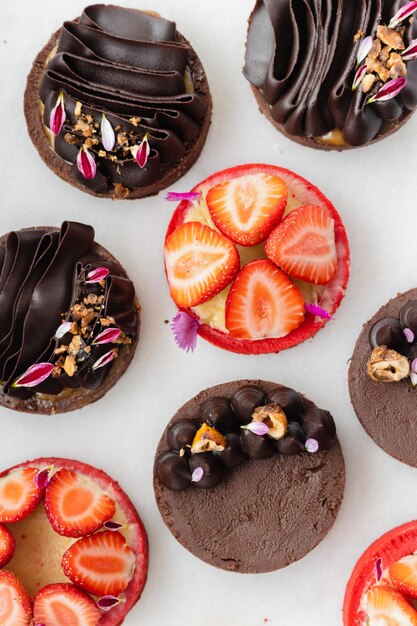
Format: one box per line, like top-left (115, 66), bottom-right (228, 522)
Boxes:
top-left (0, 222), bottom-right (137, 400)
top-left (39, 5), bottom-right (208, 193)
top-left (244, 0), bottom-right (417, 146)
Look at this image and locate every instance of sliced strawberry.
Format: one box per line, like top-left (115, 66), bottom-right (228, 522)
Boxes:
top-left (365, 585), bottom-right (417, 625)
top-left (0, 467), bottom-right (43, 523)
top-left (206, 173), bottom-right (287, 246)
top-left (44, 468), bottom-right (116, 538)
top-left (34, 583), bottom-right (100, 626)
top-left (0, 570), bottom-right (32, 625)
top-left (225, 259), bottom-right (305, 339)
top-left (265, 204), bottom-right (337, 285)
top-left (164, 221), bottom-right (240, 308)
top-left (389, 554), bottom-right (417, 598)
top-left (0, 523), bottom-right (15, 567)
top-left (62, 530), bottom-right (136, 597)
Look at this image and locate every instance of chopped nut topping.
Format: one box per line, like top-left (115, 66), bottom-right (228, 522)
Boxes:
top-left (64, 133), bottom-right (78, 145)
top-left (74, 101), bottom-right (82, 118)
top-left (54, 345), bottom-right (68, 355)
top-left (251, 403), bottom-right (288, 440)
top-left (368, 38), bottom-right (382, 59)
top-left (70, 322), bottom-right (79, 335)
top-left (98, 150), bottom-right (107, 157)
top-left (84, 293), bottom-right (98, 306)
top-left (129, 117), bottom-right (141, 126)
top-left (117, 132), bottom-right (129, 146)
top-left (354, 30), bottom-right (365, 42)
top-left (367, 346), bottom-right (410, 383)
top-left (68, 335), bottom-right (83, 357)
top-left (366, 57), bottom-right (390, 82)
top-left (191, 424), bottom-right (226, 453)
top-left (376, 25), bottom-right (405, 51)
top-left (63, 355), bottom-right (77, 377)
top-left (113, 183), bottom-right (130, 198)
top-left (362, 74), bottom-right (377, 93)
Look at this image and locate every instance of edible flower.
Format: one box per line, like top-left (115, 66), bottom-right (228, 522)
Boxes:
top-left (77, 146), bottom-right (97, 180)
top-left (402, 38), bottom-right (417, 61)
top-left (375, 557), bottom-right (383, 581)
top-left (104, 520), bottom-right (126, 531)
top-left (92, 349), bottom-right (117, 371)
top-left (93, 327), bottom-right (122, 345)
top-left (171, 311), bottom-right (201, 353)
top-left (241, 422), bottom-right (270, 436)
top-left (34, 466), bottom-right (54, 490)
top-left (367, 77), bottom-right (407, 104)
top-left (404, 328), bottom-right (415, 343)
top-left (411, 358), bottom-right (417, 386)
top-left (165, 191), bottom-right (202, 202)
top-left (191, 467), bottom-right (204, 483)
top-left (389, 1), bottom-right (417, 29)
top-left (11, 362), bottom-right (54, 389)
top-left (305, 438), bottom-right (319, 453)
top-left (352, 64), bottom-right (368, 91)
top-left (356, 36), bottom-right (373, 66)
top-left (97, 596), bottom-right (125, 611)
top-left (135, 133), bottom-right (150, 168)
top-left (305, 302), bottom-right (333, 320)
top-left (101, 114), bottom-right (116, 152)
top-left (85, 267), bottom-right (109, 284)
top-left (54, 321), bottom-right (72, 339)
top-left (49, 91), bottom-right (66, 136)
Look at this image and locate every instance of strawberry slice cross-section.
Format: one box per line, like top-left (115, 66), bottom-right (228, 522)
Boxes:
top-left (389, 554), bottom-right (417, 599)
top-left (0, 570), bottom-right (32, 625)
top-left (365, 585), bottom-right (417, 625)
top-left (0, 524), bottom-right (15, 568)
top-left (34, 583), bottom-right (101, 626)
top-left (0, 467), bottom-right (44, 524)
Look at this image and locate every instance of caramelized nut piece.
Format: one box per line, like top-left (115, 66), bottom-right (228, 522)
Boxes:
top-left (191, 424), bottom-right (226, 453)
top-left (376, 25), bottom-right (405, 51)
top-left (251, 403), bottom-right (288, 440)
top-left (367, 346), bottom-right (410, 382)
top-left (362, 74), bottom-right (377, 93)
top-left (63, 355), bottom-right (77, 377)
top-left (366, 57), bottom-right (390, 82)
top-left (368, 38), bottom-right (382, 59)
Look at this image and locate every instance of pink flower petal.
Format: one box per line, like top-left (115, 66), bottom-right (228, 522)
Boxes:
top-left (412, 358), bottom-right (417, 374)
top-left (352, 64), bottom-right (367, 91)
top-left (171, 312), bottom-right (201, 353)
top-left (305, 303), bottom-right (333, 320)
top-left (93, 327), bottom-right (121, 345)
top-left (104, 520), bottom-right (126, 531)
top-left (77, 147), bottom-right (97, 180)
top-left (12, 362), bottom-right (54, 388)
top-left (85, 267), bottom-right (109, 284)
top-left (165, 192), bottom-right (202, 202)
top-left (49, 91), bottom-right (65, 136)
top-left (356, 36), bottom-right (373, 66)
top-left (375, 557), bottom-right (383, 582)
top-left (191, 467), bottom-right (204, 483)
top-left (55, 321), bottom-right (72, 339)
top-left (97, 596), bottom-right (124, 611)
top-left (92, 349), bottom-right (117, 371)
top-left (135, 133), bottom-right (150, 168)
top-left (402, 38), bottom-right (417, 60)
top-left (404, 327), bottom-right (415, 343)
top-left (34, 467), bottom-right (53, 490)
top-left (101, 114), bottom-right (115, 152)
top-left (305, 438), bottom-right (319, 453)
top-left (411, 371), bottom-right (417, 387)
top-left (389, 1), bottom-right (417, 28)
top-left (367, 77), bottom-right (407, 103)
top-left (242, 422), bottom-right (270, 436)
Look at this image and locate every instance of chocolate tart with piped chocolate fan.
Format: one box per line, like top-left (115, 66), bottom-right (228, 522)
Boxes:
top-left (0, 221), bottom-right (139, 415)
top-left (154, 380), bottom-right (345, 573)
top-left (24, 4), bottom-right (211, 199)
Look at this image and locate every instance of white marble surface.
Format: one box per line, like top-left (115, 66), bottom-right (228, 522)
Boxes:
top-left (1, 1), bottom-right (417, 624)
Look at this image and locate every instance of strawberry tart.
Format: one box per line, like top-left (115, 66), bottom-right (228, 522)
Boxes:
top-left (164, 163), bottom-right (350, 354)
top-left (0, 458), bottom-right (148, 625)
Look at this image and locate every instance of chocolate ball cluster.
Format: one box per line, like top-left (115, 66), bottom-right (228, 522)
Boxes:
top-left (155, 384), bottom-right (336, 492)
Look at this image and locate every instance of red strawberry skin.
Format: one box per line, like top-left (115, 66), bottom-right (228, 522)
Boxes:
top-left (0, 524), bottom-right (15, 568)
top-left (34, 583), bottom-right (100, 626)
top-left (343, 521), bottom-right (417, 625)
top-left (165, 163), bottom-right (350, 355)
top-left (0, 570), bottom-right (32, 625)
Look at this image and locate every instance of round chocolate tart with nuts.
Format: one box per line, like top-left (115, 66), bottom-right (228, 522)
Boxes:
top-left (244, 0), bottom-right (417, 151)
top-left (154, 380), bottom-right (345, 573)
top-left (24, 4), bottom-right (211, 199)
top-left (349, 289), bottom-right (417, 467)
top-left (0, 221), bottom-right (139, 415)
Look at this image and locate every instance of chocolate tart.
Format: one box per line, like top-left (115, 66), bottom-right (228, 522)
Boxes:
top-left (244, 1), bottom-right (417, 151)
top-left (349, 288), bottom-right (417, 467)
top-left (154, 380), bottom-right (345, 573)
top-left (24, 5), bottom-right (211, 199)
top-left (0, 221), bottom-right (140, 415)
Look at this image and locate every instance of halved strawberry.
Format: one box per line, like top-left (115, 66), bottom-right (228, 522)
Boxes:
top-left (0, 523), bottom-right (15, 567)
top-left (44, 468), bottom-right (116, 538)
top-left (0, 570), bottom-right (32, 625)
top-left (265, 204), bottom-right (337, 285)
top-left (206, 172), bottom-right (287, 246)
top-left (164, 221), bottom-right (239, 308)
top-left (34, 583), bottom-right (100, 626)
top-left (0, 467), bottom-right (43, 523)
top-left (225, 259), bottom-right (305, 339)
top-left (365, 585), bottom-right (417, 625)
top-left (62, 530), bottom-right (136, 597)
top-left (389, 554), bottom-right (417, 598)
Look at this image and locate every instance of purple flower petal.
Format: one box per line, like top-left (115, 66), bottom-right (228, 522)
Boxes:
top-left (93, 327), bottom-right (121, 345)
top-left (85, 267), bottom-right (109, 284)
top-left (12, 362), bottom-right (54, 388)
top-left (367, 77), bottom-right (407, 104)
top-left (171, 311), bottom-right (201, 353)
top-left (412, 358), bottom-right (417, 374)
top-left (49, 91), bottom-right (65, 136)
top-left (404, 327), bottom-right (415, 343)
top-left (135, 133), bottom-right (150, 168)
top-left (104, 520), bottom-right (126, 531)
top-left (375, 557), bottom-right (383, 582)
top-left (305, 438), bottom-right (319, 454)
top-left (101, 114), bottom-right (115, 152)
top-left (92, 349), bottom-right (117, 371)
top-left (352, 64), bottom-right (368, 91)
top-left (402, 38), bottom-right (417, 60)
top-left (242, 422), bottom-right (270, 436)
top-left (34, 467), bottom-right (53, 490)
top-left (411, 371), bottom-right (417, 387)
top-left (357, 36), bottom-right (373, 66)
top-left (389, 1), bottom-right (417, 28)
top-left (191, 467), bottom-right (204, 483)
top-left (77, 147), bottom-right (97, 180)
top-left (55, 321), bottom-right (72, 339)
top-left (305, 302), bottom-right (333, 320)
top-left (97, 596), bottom-right (124, 611)
top-left (165, 191), bottom-right (202, 202)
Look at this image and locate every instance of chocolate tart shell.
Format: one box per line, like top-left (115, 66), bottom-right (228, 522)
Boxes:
top-left (24, 26), bottom-right (212, 200)
top-left (154, 380), bottom-right (345, 574)
top-left (349, 288), bottom-right (417, 467)
top-left (0, 227), bottom-right (140, 415)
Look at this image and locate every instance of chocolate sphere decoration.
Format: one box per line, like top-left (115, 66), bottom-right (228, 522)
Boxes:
top-left (240, 429), bottom-right (275, 459)
top-left (167, 419), bottom-right (198, 452)
top-left (275, 422), bottom-right (305, 456)
top-left (231, 385), bottom-right (266, 424)
top-left (407, 343), bottom-right (417, 361)
top-left (189, 453), bottom-right (225, 489)
top-left (369, 317), bottom-right (408, 353)
top-left (199, 397), bottom-right (237, 432)
top-left (215, 432), bottom-right (246, 468)
top-left (399, 301), bottom-right (417, 337)
top-left (267, 386), bottom-right (305, 422)
top-left (155, 451), bottom-right (191, 491)
top-left (301, 407), bottom-right (336, 450)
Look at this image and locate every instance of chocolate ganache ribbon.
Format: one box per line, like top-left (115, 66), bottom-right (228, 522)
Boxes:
top-left (244, 0), bottom-right (417, 146)
top-left (0, 222), bottom-right (137, 400)
top-left (39, 5), bottom-right (208, 193)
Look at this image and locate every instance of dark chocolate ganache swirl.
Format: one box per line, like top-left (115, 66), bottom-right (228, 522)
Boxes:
top-left (0, 222), bottom-right (137, 400)
top-left (39, 5), bottom-right (208, 194)
top-left (244, 0), bottom-right (417, 146)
